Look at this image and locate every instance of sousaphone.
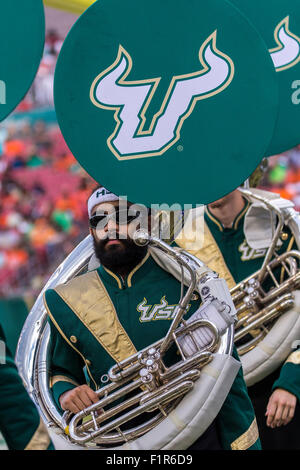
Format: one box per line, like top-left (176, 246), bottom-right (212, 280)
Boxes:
top-left (175, 186), bottom-right (300, 386)
top-left (232, 187), bottom-right (300, 386)
top-left (16, 214), bottom-right (239, 450)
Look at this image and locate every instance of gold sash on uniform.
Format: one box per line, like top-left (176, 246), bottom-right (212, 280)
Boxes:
top-left (176, 220), bottom-right (236, 289)
top-left (54, 271), bottom-right (137, 363)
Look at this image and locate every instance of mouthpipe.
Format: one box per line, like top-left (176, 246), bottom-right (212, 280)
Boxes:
top-left (133, 229), bottom-right (150, 246)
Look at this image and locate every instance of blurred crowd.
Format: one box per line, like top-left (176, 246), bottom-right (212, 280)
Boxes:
top-left (263, 147), bottom-right (300, 211)
top-left (0, 29), bottom-right (96, 298)
top-left (0, 119), bottom-right (95, 298)
top-left (0, 115), bottom-right (299, 299)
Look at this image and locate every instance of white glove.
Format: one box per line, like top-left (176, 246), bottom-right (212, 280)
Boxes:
top-left (177, 298), bottom-right (235, 357)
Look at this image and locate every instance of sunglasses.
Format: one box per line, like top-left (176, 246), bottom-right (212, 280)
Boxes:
top-left (89, 208), bottom-right (141, 229)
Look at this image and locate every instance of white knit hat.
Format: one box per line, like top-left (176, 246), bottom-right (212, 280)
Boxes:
top-left (87, 187), bottom-right (119, 217)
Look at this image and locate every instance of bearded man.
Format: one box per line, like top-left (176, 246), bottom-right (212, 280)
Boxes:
top-left (44, 186), bottom-right (261, 450)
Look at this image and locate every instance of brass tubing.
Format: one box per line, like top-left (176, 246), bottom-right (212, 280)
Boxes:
top-left (77, 377), bottom-right (145, 417)
top-left (159, 351), bottom-right (212, 382)
top-left (140, 381), bottom-right (194, 413)
top-left (69, 380), bottom-right (194, 443)
top-left (238, 189), bottom-right (285, 282)
top-left (237, 331), bottom-right (266, 356)
top-left (261, 274), bottom-right (300, 304)
top-left (140, 369), bottom-right (200, 405)
top-left (77, 390), bottom-right (145, 434)
top-left (234, 298), bottom-right (294, 341)
top-left (234, 312), bottom-right (256, 329)
top-left (244, 294), bottom-right (293, 324)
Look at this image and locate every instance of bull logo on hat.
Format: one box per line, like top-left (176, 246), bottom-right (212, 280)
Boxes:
top-left (270, 16), bottom-right (300, 71)
top-left (90, 31), bottom-right (234, 161)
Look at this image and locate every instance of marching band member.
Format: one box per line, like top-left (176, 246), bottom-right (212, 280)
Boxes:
top-left (175, 183), bottom-right (300, 450)
top-left (0, 324), bottom-right (53, 450)
top-left (43, 186), bottom-right (261, 450)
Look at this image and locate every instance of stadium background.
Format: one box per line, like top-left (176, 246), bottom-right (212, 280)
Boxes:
top-left (0, 2), bottom-right (300, 450)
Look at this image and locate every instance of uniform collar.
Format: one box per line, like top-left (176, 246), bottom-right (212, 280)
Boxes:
top-left (205, 198), bottom-right (250, 233)
top-left (97, 251), bottom-right (151, 289)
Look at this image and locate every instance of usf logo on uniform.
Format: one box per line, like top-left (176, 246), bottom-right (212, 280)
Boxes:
top-left (90, 32), bottom-right (234, 161)
top-left (137, 296), bottom-right (191, 322)
top-left (238, 240), bottom-right (268, 262)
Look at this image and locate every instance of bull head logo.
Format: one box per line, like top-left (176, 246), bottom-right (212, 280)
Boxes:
top-left (90, 31), bottom-right (234, 161)
top-left (270, 16), bottom-right (300, 71)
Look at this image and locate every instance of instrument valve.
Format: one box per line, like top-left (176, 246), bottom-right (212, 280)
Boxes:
top-left (246, 287), bottom-right (259, 299)
top-left (247, 278), bottom-right (260, 289)
top-left (147, 348), bottom-right (161, 365)
top-left (148, 347), bottom-right (160, 360)
top-left (139, 368), bottom-right (157, 391)
top-left (244, 295), bottom-right (255, 307)
top-left (140, 368), bottom-right (153, 382)
top-left (138, 348), bottom-right (161, 368)
top-left (145, 358), bottom-right (159, 373)
top-left (244, 280), bottom-right (259, 298)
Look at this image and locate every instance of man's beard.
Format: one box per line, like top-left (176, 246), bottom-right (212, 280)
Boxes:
top-left (93, 234), bottom-right (148, 274)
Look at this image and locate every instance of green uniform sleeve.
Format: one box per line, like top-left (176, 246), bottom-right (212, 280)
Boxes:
top-left (0, 325), bottom-right (53, 450)
top-left (272, 352), bottom-right (300, 402)
top-left (270, 231), bottom-right (300, 401)
top-left (217, 347), bottom-right (261, 450)
top-left (45, 289), bottom-right (87, 412)
top-left (48, 318), bottom-right (86, 411)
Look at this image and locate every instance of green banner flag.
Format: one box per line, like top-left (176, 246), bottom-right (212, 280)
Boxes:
top-left (230, 0), bottom-right (300, 155)
top-left (0, 0), bottom-right (45, 122)
top-left (54, 0), bottom-right (278, 207)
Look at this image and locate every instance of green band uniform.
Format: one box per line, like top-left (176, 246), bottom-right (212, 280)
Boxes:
top-left (0, 324), bottom-right (53, 450)
top-left (45, 251), bottom-right (260, 450)
top-left (175, 199), bottom-right (300, 449)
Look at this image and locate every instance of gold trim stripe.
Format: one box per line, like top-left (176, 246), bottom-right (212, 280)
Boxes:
top-left (44, 0), bottom-right (95, 14)
top-left (176, 220), bottom-right (236, 289)
top-left (54, 271), bottom-right (137, 363)
top-left (230, 418), bottom-right (259, 450)
top-left (205, 200), bottom-right (250, 232)
top-left (50, 375), bottom-right (80, 388)
top-left (103, 266), bottom-right (123, 289)
top-left (205, 207), bottom-right (224, 232)
top-left (127, 252), bottom-right (150, 287)
top-left (25, 418), bottom-right (51, 450)
top-left (44, 294), bottom-right (98, 389)
top-left (285, 350), bottom-right (300, 365)
top-left (233, 201), bottom-right (250, 230)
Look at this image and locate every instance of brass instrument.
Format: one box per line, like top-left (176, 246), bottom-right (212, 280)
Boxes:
top-left (16, 227), bottom-right (236, 449)
top-left (232, 188), bottom-right (300, 384)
